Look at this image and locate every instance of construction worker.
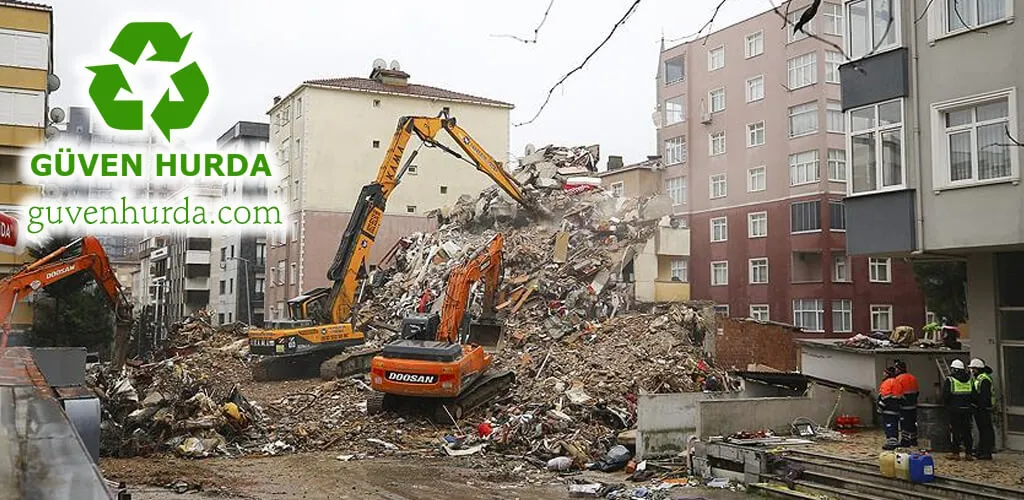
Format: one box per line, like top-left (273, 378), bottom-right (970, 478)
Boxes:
top-left (893, 359), bottom-right (919, 447)
top-left (942, 359), bottom-right (975, 460)
top-left (969, 358), bottom-right (996, 460)
top-left (878, 366), bottom-right (903, 450)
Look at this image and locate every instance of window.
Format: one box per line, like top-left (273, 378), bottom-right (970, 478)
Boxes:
top-left (827, 101), bottom-right (845, 133)
top-left (710, 217), bottom-right (728, 242)
top-left (218, 313), bottom-right (225, 324)
top-left (747, 166), bottom-right (767, 192)
top-left (934, 91), bottom-right (1016, 188)
top-left (440, 185), bottom-right (448, 194)
top-left (833, 253), bottom-right (850, 282)
top-left (869, 257), bottom-right (892, 282)
top-left (746, 75), bottom-right (765, 102)
top-left (280, 106), bottom-right (290, 125)
top-left (714, 305), bottom-right (731, 317)
top-left (828, 149), bottom-right (847, 181)
top-left (791, 200), bottom-right (821, 233)
top-left (747, 121), bottom-right (765, 147)
top-left (665, 96), bottom-right (686, 124)
top-left (665, 56), bottom-right (685, 84)
top-left (946, 0), bottom-right (1008, 33)
top-left (219, 280), bottom-right (226, 294)
top-left (228, 312), bottom-right (233, 323)
top-left (220, 247), bottom-right (226, 262)
top-left (787, 52), bottom-right (817, 89)
top-left (372, 140), bottom-right (381, 148)
top-left (708, 46), bottom-right (725, 71)
top-left (256, 243), bottom-right (266, 264)
top-left (229, 278), bottom-right (234, 294)
top-left (832, 299), bottom-right (853, 332)
top-left (750, 304), bottom-right (770, 321)
top-left (670, 259), bottom-right (688, 282)
top-left (789, 101), bottom-right (819, 137)
top-left (406, 205), bottom-right (416, 213)
top-left (295, 97), bottom-right (302, 118)
top-left (710, 173), bottom-right (728, 198)
top-left (0, 88), bottom-right (45, 127)
top-left (709, 88), bottom-right (726, 112)
top-left (711, 261), bottom-right (729, 286)
top-left (373, 99), bottom-right (381, 107)
top-left (709, 132), bottom-right (726, 156)
top-left (830, 201), bottom-right (846, 230)
top-left (793, 299), bottom-right (825, 332)
top-left (291, 220), bottom-right (299, 242)
top-left (293, 178), bottom-right (299, 201)
top-left (610, 182), bottom-right (625, 198)
top-left (823, 3), bottom-right (845, 35)
top-left (871, 305), bottom-right (894, 332)
top-left (788, 8), bottom-right (815, 42)
top-left (290, 263), bottom-right (298, 283)
top-left (848, 0), bottom-right (899, 60)
top-left (295, 138), bottom-right (302, 158)
top-left (749, 258), bottom-right (769, 284)
top-left (748, 211), bottom-right (768, 238)
top-left (825, 51), bottom-right (843, 84)
top-left (255, 278), bottom-right (265, 294)
top-left (665, 176), bottom-right (686, 205)
top-left (665, 136), bottom-right (687, 164)
top-left (789, 150), bottom-right (821, 185)
top-left (850, 99), bottom-right (905, 194)
top-left (0, 30), bottom-right (48, 69)
top-left (407, 165), bottom-right (418, 175)
top-left (230, 245), bottom-right (235, 259)
top-left (745, 31), bottom-right (764, 58)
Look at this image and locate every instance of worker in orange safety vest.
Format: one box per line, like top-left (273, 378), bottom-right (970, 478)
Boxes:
top-left (893, 359), bottom-right (919, 447)
top-left (878, 365), bottom-right (903, 450)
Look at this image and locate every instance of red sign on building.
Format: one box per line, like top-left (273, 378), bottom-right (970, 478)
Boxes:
top-left (0, 212), bottom-right (18, 249)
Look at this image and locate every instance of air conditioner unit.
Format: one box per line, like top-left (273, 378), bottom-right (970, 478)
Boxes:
top-left (700, 111), bottom-right (713, 124)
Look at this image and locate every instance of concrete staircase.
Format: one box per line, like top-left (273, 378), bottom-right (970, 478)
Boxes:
top-left (749, 449), bottom-right (1024, 500)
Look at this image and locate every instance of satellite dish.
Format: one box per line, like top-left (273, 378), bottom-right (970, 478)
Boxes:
top-left (49, 107), bottom-right (65, 124)
top-left (524, 143), bottom-right (536, 156)
top-left (651, 109), bottom-right (663, 128)
top-left (44, 126), bottom-right (58, 140)
top-left (372, 58), bottom-right (387, 70)
top-left (390, 60), bottom-right (401, 71)
top-left (47, 74), bottom-right (61, 92)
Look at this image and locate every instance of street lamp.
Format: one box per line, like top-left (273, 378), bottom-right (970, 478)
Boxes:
top-left (226, 256), bottom-right (253, 325)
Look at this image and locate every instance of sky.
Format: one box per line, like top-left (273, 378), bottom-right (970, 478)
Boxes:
top-left (46, 0), bottom-right (776, 166)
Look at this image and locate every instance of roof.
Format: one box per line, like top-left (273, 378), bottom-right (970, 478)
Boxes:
top-left (597, 157), bottom-right (663, 177)
top-left (216, 121), bottom-right (269, 147)
top-left (0, 0), bottom-right (52, 10)
top-left (303, 77), bottom-right (514, 109)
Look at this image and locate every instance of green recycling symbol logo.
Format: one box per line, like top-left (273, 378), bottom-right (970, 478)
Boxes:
top-left (87, 22), bottom-right (208, 141)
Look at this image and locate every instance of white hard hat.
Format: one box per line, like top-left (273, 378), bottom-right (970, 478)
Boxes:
top-left (969, 358), bottom-right (985, 369)
top-left (950, 359), bottom-right (965, 370)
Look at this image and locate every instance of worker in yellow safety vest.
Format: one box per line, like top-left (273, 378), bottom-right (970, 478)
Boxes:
top-left (942, 359), bottom-right (975, 460)
top-left (969, 358), bottom-right (996, 460)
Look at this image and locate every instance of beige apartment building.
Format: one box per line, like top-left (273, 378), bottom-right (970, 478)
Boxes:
top-left (265, 61), bottom-right (513, 321)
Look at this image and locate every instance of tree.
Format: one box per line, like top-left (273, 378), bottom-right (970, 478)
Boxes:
top-left (913, 261), bottom-right (968, 324)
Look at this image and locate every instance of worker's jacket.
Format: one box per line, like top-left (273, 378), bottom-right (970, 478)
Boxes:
top-left (895, 372), bottom-right (919, 410)
top-left (944, 373), bottom-right (975, 411)
top-left (877, 377), bottom-right (902, 416)
top-left (974, 372), bottom-right (995, 410)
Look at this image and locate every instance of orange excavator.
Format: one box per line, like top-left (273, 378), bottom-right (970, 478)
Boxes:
top-left (0, 236), bottom-right (134, 368)
top-left (367, 232), bottom-right (512, 422)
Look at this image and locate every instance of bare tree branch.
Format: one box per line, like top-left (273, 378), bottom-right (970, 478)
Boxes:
top-left (766, 0), bottom-right (848, 58)
top-left (664, 0), bottom-right (729, 44)
top-left (915, 0), bottom-right (937, 23)
top-left (491, 0), bottom-right (556, 44)
top-left (951, 0), bottom-right (989, 34)
top-left (514, 0), bottom-right (643, 127)
top-left (982, 125), bottom-right (1024, 149)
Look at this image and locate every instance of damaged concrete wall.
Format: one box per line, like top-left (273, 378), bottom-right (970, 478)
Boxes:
top-left (714, 318), bottom-right (799, 372)
top-left (636, 392), bottom-right (739, 460)
top-left (697, 383), bottom-right (873, 437)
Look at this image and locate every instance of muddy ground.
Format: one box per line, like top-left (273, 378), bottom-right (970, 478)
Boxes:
top-left (102, 453), bottom-right (753, 500)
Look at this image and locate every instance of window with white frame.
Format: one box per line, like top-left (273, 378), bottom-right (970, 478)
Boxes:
top-left (869, 257), bottom-right (892, 282)
top-left (714, 305), bottom-right (731, 317)
top-left (828, 149), bottom-right (847, 181)
top-left (791, 200), bottom-right (821, 232)
top-left (746, 75), bottom-right (765, 102)
top-left (748, 211), bottom-right (768, 238)
top-left (826, 51), bottom-right (843, 84)
top-left (793, 298), bottom-right (825, 332)
top-left (748, 166), bottom-right (767, 192)
top-left (709, 88), bottom-right (726, 112)
top-left (827, 101), bottom-right (845, 133)
top-left (746, 31), bottom-right (764, 58)
top-left (670, 258), bottom-right (688, 282)
top-left (833, 253), bottom-right (850, 282)
top-left (290, 263), bottom-right (298, 283)
top-left (611, 182), bottom-right (624, 198)
top-left (665, 135), bottom-right (687, 165)
top-left (945, 0), bottom-right (1009, 33)
top-left (750, 304), bottom-right (770, 321)
top-left (832, 299), bottom-right (853, 332)
top-left (749, 258), bottom-right (769, 284)
top-left (0, 88), bottom-right (44, 127)
top-left (747, 121), bottom-right (765, 147)
top-left (787, 52), bottom-right (817, 89)
top-left (710, 132), bottom-right (726, 156)
top-left (830, 201), bottom-right (846, 230)
top-left (789, 101), bottom-right (819, 137)
top-left (788, 9), bottom-right (814, 42)
top-left (848, 0), bottom-right (900, 60)
top-left (665, 176), bottom-right (686, 205)
top-left (711, 217), bottom-right (728, 242)
top-left (665, 56), bottom-right (685, 84)
top-left (850, 99), bottom-right (905, 194)
top-left (871, 305), bottom-right (894, 332)
top-left (711, 261), bottom-right (729, 286)
top-left (823, 3), bottom-right (845, 35)
top-left (708, 46), bottom-right (725, 70)
top-left (710, 173), bottom-right (728, 198)
top-left (789, 150), bottom-right (821, 185)
top-left (933, 90), bottom-right (1017, 188)
top-left (666, 96), bottom-right (686, 125)
top-left (0, 30), bottom-right (48, 69)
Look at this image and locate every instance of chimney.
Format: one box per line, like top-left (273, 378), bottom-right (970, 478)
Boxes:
top-left (607, 155), bottom-right (624, 171)
top-left (273, 96), bottom-right (281, 105)
top-left (370, 59), bottom-right (410, 87)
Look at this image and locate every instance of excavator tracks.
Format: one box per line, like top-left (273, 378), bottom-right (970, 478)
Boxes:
top-left (251, 345), bottom-right (380, 382)
top-left (367, 369), bottom-right (516, 423)
top-left (319, 347), bottom-right (383, 381)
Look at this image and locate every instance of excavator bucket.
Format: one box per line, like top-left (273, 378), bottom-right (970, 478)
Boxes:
top-left (467, 318), bottom-right (504, 351)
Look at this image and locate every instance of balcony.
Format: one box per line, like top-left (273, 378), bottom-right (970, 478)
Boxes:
top-left (150, 247), bottom-right (169, 261)
top-left (185, 249), bottom-right (210, 265)
top-left (654, 280), bottom-right (690, 302)
top-left (655, 226), bottom-right (690, 257)
top-left (185, 277), bottom-right (209, 290)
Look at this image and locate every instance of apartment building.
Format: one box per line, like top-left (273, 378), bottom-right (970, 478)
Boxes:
top-left (211, 121), bottom-right (269, 327)
top-left (654, 1), bottom-right (925, 333)
top-left (0, 0), bottom-right (52, 339)
top-left (264, 60), bottom-right (513, 321)
top-left (838, 0), bottom-right (1022, 450)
